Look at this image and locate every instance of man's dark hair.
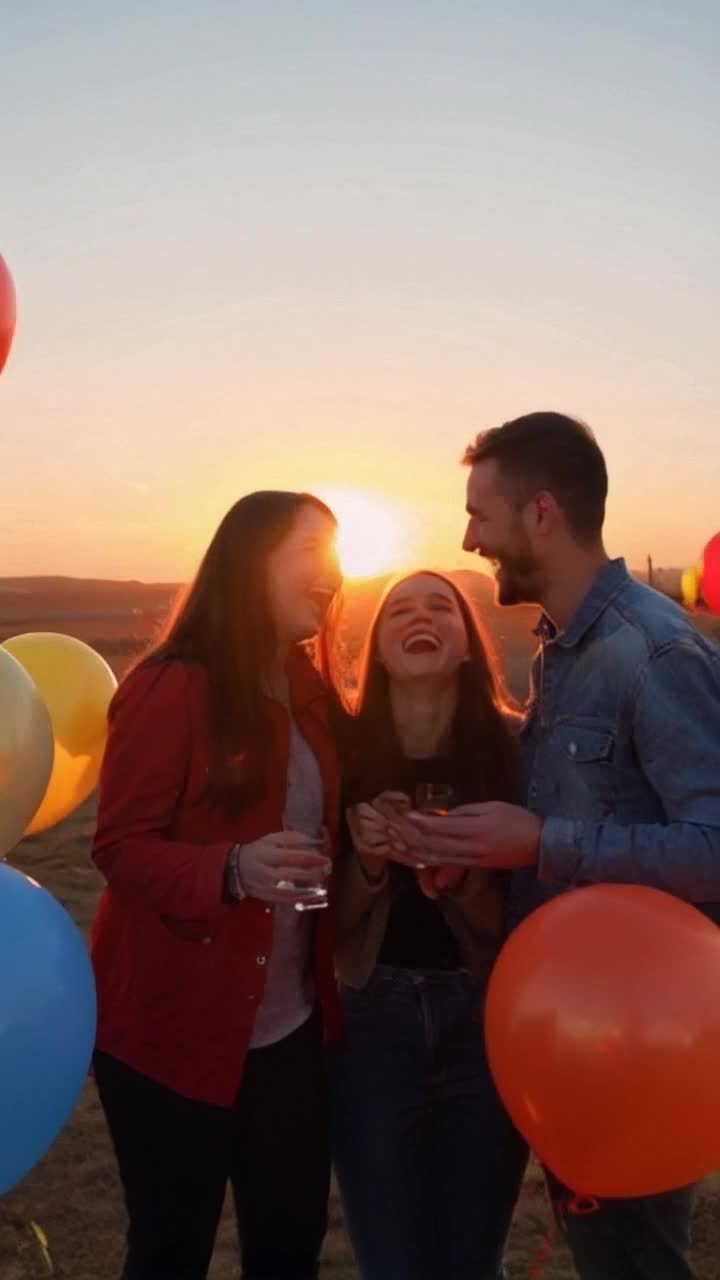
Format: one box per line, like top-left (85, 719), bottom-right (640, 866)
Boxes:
top-left (463, 411), bottom-right (607, 542)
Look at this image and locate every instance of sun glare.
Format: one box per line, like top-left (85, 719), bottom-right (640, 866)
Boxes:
top-left (318, 486), bottom-right (411, 580)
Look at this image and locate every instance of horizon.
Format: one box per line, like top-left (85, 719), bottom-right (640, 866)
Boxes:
top-left (0, 558), bottom-right (689, 590)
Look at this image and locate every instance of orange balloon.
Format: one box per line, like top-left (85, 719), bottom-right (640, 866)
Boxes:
top-left (485, 884), bottom-right (720, 1197)
top-left (0, 255), bottom-right (16, 377)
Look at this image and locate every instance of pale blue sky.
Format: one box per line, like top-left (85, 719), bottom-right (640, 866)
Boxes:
top-left (2, 2), bottom-right (718, 578)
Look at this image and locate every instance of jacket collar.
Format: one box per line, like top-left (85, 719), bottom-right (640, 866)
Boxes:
top-left (536, 558), bottom-right (630, 650)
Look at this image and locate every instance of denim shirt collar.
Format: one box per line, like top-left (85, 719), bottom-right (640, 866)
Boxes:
top-left (536, 557), bottom-right (630, 650)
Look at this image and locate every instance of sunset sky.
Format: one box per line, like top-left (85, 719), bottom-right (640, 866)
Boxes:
top-left (2, 4), bottom-right (718, 582)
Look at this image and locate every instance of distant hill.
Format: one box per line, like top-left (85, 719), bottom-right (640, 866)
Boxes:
top-left (0, 576), bottom-right (178, 594)
top-left (0, 576), bottom-right (179, 624)
top-left (0, 577), bottom-right (181, 667)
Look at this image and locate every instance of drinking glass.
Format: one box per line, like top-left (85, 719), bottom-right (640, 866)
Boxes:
top-left (276, 831), bottom-right (329, 912)
top-left (414, 782), bottom-right (457, 816)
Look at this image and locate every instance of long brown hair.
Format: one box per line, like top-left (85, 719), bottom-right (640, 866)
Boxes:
top-left (135, 490), bottom-right (336, 798)
top-left (319, 570), bottom-right (519, 803)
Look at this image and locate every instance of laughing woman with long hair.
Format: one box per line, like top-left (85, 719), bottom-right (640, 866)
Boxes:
top-left (320, 571), bottom-right (527, 1280)
top-left (91, 491), bottom-right (342, 1280)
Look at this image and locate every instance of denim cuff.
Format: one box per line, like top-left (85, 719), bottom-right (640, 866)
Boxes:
top-left (539, 817), bottom-right (584, 883)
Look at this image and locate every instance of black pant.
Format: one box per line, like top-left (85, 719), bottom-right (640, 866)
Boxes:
top-left (94, 1014), bottom-right (330, 1280)
top-left (546, 1171), bottom-right (696, 1280)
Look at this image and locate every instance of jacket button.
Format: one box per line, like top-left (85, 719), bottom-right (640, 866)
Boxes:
top-left (265, 907), bottom-right (272, 915)
top-left (202, 937), bottom-right (212, 945)
top-left (569, 742), bottom-right (577, 756)
top-left (256, 955), bottom-right (267, 966)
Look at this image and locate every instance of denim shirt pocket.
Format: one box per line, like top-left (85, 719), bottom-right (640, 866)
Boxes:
top-left (548, 720), bottom-right (617, 818)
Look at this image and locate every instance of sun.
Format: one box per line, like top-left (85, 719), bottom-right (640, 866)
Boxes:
top-left (318, 486), bottom-right (411, 580)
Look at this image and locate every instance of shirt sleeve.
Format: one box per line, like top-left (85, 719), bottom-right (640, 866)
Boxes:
top-left (92, 662), bottom-right (234, 923)
top-left (539, 638), bottom-right (720, 902)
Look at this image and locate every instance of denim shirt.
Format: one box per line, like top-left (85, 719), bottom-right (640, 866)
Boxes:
top-left (512, 558), bottom-right (720, 922)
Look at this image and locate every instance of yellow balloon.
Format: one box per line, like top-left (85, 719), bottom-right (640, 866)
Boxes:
top-left (2, 634), bottom-right (117, 835)
top-left (0, 648), bottom-right (54, 857)
top-left (681, 566), bottom-right (700, 609)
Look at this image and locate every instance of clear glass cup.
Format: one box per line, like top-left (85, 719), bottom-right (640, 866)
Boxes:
top-left (414, 782), bottom-right (457, 816)
top-left (412, 783), bottom-right (458, 883)
top-left (276, 830), bottom-right (329, 912)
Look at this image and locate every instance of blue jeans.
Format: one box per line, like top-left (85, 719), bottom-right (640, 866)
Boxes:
top-left (545, 1171), bottom-right (696, 1280)
top-left (329, 967), bottom-right (528, 1280)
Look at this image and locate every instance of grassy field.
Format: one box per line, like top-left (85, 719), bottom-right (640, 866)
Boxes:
top-left (2, 576), bottom-right (720, 1277)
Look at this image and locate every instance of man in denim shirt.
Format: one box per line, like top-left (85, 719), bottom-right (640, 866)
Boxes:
top-left (407, 412), bottom-right (720, 1280)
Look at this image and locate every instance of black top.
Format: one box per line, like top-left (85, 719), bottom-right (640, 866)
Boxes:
top-left (373, 755), bottom-right (476, 971)
top-left (338, 695), bottom-right (517, 972)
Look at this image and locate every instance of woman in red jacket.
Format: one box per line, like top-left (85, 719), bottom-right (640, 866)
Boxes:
top-left (91, 490), bottom-right (343, 1280)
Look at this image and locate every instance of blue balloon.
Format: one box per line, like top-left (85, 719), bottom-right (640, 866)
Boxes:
top-left (0, 862), bottom-right (96, 1194)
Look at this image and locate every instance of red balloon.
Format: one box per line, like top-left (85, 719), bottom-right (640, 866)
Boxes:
top-left (0, 255), bottom-right (17, 377)
top-left (485, 884), bottom-right (720, 1197)
top-left (702, 533), bottom-right (720, 616)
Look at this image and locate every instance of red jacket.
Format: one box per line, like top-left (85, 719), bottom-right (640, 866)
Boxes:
top-left (91, 652), bottom-right (342, 1106)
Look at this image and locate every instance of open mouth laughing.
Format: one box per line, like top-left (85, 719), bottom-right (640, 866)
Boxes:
top-left (401, 629), bottom-right (442, 656)
top-left (308, 585), bottom-right (336, 619)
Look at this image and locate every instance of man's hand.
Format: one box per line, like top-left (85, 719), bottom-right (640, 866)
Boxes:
top-left (391, 802), bottom-right (542, 871)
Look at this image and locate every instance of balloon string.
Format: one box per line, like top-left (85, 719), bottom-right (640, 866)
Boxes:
top-left (566, 1194), bottom-right (601, 1216)
top-left (526, 1192), bottom-right (600, 1279)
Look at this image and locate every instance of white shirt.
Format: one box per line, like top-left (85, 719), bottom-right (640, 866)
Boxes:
top-left (249, 718), bottom-right (324, 1049)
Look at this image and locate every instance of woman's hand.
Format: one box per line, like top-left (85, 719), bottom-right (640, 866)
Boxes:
top-left (348, 791), bottom-right (419, 875)
top-left (347, 803), bottom-right (393, 880)
top-left (348, 793), bottom-right (431, 875)
top-left (228, 831), bottom-right (331, 905)
top-left (369, 793), bottom-right (466, 897)
top-left (370, 791), bottom-right (412, 822)
top-left (348, 794), bottom-right (469, 896)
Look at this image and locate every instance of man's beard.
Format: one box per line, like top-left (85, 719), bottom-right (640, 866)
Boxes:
top-left (493, 554), bottom-right (540, 607)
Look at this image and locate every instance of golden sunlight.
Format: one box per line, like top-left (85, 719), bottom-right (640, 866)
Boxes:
top-left (318, 486), bottom-right (411, 580)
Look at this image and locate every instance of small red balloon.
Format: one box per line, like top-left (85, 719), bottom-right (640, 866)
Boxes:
top-left (0, 255), bottom-right (17, 377)
top-left (702, 533), bottom-right (720, 616)
top-left (485, 884), bottom-right (720, 1197)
